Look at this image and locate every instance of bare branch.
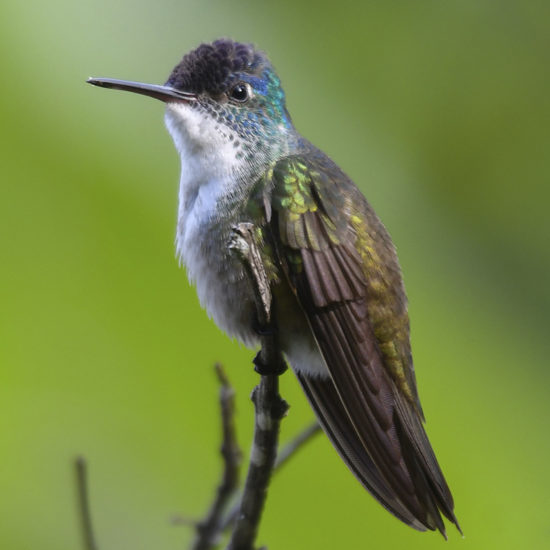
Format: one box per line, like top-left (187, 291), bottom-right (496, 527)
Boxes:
top-left (226, 223), bottom-right (289, 550)
top-left (226, 375), bottom-right (288, 550)
top-left (75, 456), bottom-right (99, 550)
top-left (221, 421), bottom-right (321, 532)
top-left (176, 224), bottom-right (315, 549)
top-left (274, 421), bottom-right (320, 471)
top-left (191, 364), bottom-right (242, 550)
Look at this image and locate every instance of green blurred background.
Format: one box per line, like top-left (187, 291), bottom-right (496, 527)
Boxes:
top-left (1, 1), bottom-right (549, 548)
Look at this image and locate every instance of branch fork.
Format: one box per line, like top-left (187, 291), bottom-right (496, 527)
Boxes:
top-left (226, 222), bottom-right (289, 550)
top-left (74, 222), bottom-right (321, 550)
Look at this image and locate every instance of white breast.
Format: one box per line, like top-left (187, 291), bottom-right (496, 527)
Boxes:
top-left (164, 102), bottom-right (258, 346)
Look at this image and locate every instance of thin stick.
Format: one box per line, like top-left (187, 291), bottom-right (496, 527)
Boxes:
top-left (75, 456), bottom-right (99, 550)
top-left (192, 364), bottom-right (242, 550)
top-left (221, 421), bottom-right (321, 532)
top-left (226, 375), bottom-right (288, 550)
top-left (226, 223), bottom-right (289, 550)
top-left (274, 421), bottom-right (320, 471)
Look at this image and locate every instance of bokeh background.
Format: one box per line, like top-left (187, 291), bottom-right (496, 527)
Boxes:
top-left (2, 1), bottom-right (549, 549)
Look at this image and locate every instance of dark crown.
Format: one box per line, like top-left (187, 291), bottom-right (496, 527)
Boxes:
top-left (165, 39), bottom-right (267, 96)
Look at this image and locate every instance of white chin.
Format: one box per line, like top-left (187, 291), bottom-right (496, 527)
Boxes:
top-left (164, 103), bottom-right (230, 157)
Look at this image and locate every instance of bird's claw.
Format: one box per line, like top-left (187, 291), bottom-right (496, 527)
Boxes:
top-left (253, 351), bottom-right (287, 376)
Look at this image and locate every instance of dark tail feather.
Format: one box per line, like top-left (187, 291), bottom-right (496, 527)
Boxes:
top-left (297, 372), bottom-right (428, 531)
top-left (393, 390), bottom-right (462, 535)
top-left (297, 372), bottom-right (461, 537)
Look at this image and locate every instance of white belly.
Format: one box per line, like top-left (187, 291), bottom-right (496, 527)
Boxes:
top-left (176, 192), bottom-right (259, 346)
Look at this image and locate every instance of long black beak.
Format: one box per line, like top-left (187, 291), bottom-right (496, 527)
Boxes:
top-left (86, 77), bottom-right (197, 103)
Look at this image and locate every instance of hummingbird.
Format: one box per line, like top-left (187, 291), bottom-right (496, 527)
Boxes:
top-left (88, 39), bottom-right (460, 537)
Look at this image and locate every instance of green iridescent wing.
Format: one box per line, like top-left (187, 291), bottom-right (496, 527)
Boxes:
top-left (268, 153), bottom-right (459, 535)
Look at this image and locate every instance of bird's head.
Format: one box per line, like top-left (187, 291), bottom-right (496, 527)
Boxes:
top-left (88, 39), bottom-right (294, 169)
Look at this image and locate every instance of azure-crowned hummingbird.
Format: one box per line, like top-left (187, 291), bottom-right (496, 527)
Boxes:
top-left (88, 39), bottom-right (460, 537)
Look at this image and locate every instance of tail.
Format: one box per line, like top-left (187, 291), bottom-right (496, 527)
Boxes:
top-left (297, 372), bottom-right (461, 537)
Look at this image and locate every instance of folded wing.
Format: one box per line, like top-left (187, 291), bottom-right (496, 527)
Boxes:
top-left (268, 153), bottom-right (460, 536)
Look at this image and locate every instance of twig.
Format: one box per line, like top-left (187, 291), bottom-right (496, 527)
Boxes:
top-left (226, 223), bottom-right (289, 550)
top-left (75, 456), bottom-right (99, 550)
top-left (221, 421), bottom-right (321, 532)
top-left (191, 364), bottom-right (242, 550)
top-left (273, 421), bottom-right (320, 471)
top-left (227, 376), bottom-right (288, 550)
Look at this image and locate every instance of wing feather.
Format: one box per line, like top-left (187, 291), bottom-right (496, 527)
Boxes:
top-left (268, 153), bottom-right (459, 535)
top-left (297, 372), bottom-right (427, 531)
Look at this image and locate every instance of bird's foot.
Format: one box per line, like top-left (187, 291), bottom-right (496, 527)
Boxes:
top-left (253, 351), bottom-right (287, 376)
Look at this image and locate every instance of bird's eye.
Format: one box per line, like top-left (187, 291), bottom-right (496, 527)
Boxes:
top-left (230, 83), bottom-right (249, 102)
